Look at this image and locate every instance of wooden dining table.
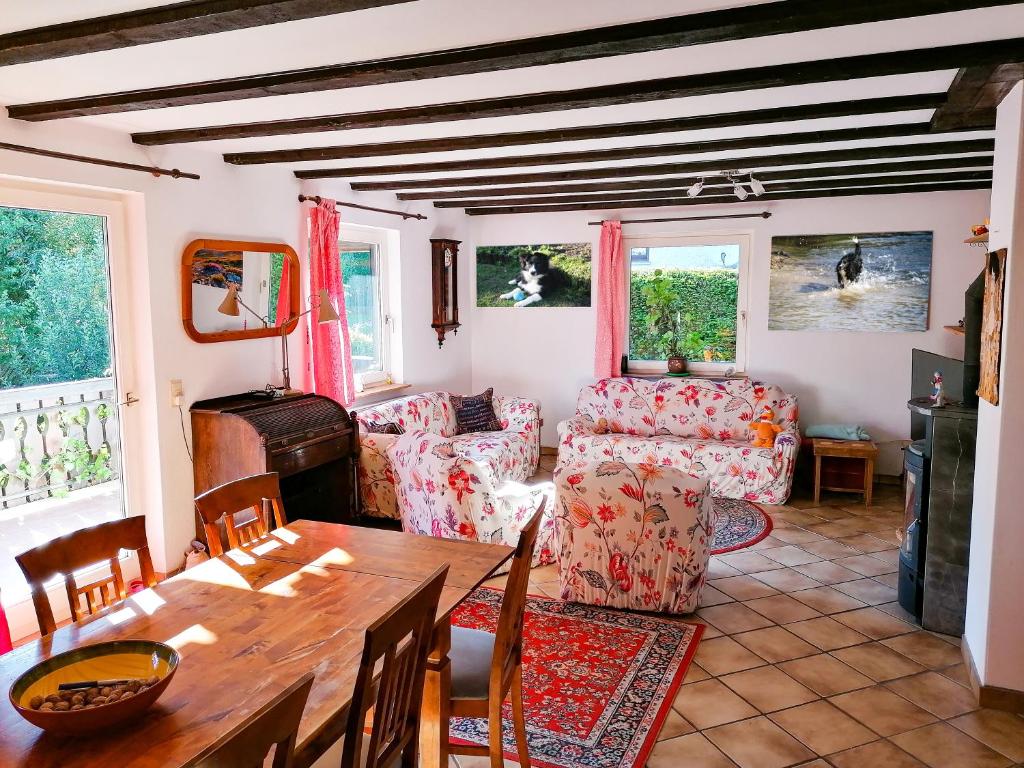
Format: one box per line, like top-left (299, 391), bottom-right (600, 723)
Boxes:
top-left (0, 521), bottom-right (514, 768)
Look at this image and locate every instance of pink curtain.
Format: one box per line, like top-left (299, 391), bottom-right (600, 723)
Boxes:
top-left (0, 599), bottom-right (12, 655)
top-left (594, 220), bottom-right (626, 378)
top-left (274, 256), bottom-right (291, 327)
top-left (308, 199), bottom-right (356, 406)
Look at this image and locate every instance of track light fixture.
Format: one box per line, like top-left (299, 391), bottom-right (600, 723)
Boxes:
top-left (687, 178), bottom-right (705, 197)
top-left (749, 174), bottom-right (766, 197)
top-left (731, 177), bottom-right (749, 201)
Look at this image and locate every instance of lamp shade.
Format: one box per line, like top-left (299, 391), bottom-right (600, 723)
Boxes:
top-left (217, 285), bottom-right (241, 316)
top-left (316, 288), bottom-right (340, 323)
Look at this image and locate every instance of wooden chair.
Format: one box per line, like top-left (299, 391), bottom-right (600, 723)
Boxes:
top-left (195, 671), bottom-right (314, 768)
top-left (448, 501), bottom-right (545, 768)
top-left (194, 472), bottom-right (288, 556)
top-left (343, 564), bottom-right (450, 768)
top-left (15, 515), bottom-right (158, 636)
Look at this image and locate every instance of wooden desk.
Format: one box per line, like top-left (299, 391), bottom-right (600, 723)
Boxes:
top-left (0, 523), bottom-right (513, 768)
top-left (812, 438), bottom-right (878, 506)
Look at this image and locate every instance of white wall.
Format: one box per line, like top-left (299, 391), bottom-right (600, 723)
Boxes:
top-left (964, 82), bottom-right (1024, 695)
top-left (469, 189), bottom-right (990, 475)
top-left (0, 114), bottom-right (472, 590)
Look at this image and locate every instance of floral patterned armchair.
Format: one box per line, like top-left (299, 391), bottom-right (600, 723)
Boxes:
top-left (387, 430), bottom-right (556, 570)
top-left (354, 391), bottom-right (541, 520)
top-left (557, 377), bottom-right (799, 504)
top-left (554, 459), bottom-right (714, 614)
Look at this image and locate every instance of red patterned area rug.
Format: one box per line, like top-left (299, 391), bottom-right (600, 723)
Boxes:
top-left (450, 588), bottom-right (703, 768)
top-left (711, 497), bottom-right (773, 555)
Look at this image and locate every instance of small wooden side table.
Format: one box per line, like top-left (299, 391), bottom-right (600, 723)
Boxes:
top-left (812, 438), bottom-right (878, 506)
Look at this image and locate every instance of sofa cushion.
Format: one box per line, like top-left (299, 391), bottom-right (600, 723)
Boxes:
top-left (451, 431), bottom-right (533, 484)
top-left (451, 388), bottom-right (503, 434)
top-left (363, 421), bottom-right (404, 435)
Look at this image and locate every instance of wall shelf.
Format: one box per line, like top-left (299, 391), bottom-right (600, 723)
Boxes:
top-left (964, 234), bottom-right (989, 244)
top-left (944, 324), bottom-right (966, 335)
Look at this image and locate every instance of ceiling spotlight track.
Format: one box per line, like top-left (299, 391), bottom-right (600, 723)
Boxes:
top-left (679, 170), bottom-right (764, 200)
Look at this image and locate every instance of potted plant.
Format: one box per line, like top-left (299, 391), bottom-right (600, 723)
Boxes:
top-left (641, 270), bottom-right (703, 373)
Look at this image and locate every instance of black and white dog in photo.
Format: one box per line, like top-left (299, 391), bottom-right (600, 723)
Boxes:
top-left (500, 251), bottom-right (563, 306)
top-left (835, 237), bottom-right (864, 288)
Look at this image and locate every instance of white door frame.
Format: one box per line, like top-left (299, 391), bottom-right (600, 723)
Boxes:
top-left (0, 181), bottom-right (145, 641)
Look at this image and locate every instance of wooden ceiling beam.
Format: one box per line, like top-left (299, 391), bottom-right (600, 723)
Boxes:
top-left (930, 63), bottom-right (1024, 130)
top-left (0, 1), bottom-right (410, 68)
top-left (222, 94), bottom-right (949, 164)
top-left (395, 156), bottom-right (995, 200)
top-left (343, 139), bottom-right (995, 190)
top-left (287, 123), bottom-right (964, 177)
top-left (433, 170), bottom-right (994, 207)
top-left (463, 180), bottom-right (993, 215)
top-left (126, 38), bottom-right (1024, 144)
top-left (9, 1), bottom-right (1015, 119)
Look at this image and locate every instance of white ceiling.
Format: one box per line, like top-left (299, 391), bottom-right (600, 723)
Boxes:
top-left (0, 0), bottom-right (1020, 204)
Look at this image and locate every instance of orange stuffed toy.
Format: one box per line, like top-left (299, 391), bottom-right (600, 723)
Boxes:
top-left (750, 405), bottom-right (783, 448)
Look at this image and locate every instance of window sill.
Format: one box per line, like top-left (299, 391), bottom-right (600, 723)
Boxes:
top-left (354, 382), bottom-right (411, 403)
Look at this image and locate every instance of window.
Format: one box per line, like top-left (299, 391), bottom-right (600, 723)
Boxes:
top-left (626, 233), bottom-right (750, 374)
top-left (339, 226), bottom-right (397, 389)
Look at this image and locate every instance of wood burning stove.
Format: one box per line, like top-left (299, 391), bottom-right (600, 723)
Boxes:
top-left (898, 440), bottom-right (928, 619)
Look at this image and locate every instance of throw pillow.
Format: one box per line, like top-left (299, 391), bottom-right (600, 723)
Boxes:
top-left (364, 421), bottom-right (405, 435)
top-left (451, 388), bottom-right (503, 434)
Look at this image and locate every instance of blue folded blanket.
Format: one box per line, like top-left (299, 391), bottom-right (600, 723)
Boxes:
top-left (805, 424), bottom-right (871, 440)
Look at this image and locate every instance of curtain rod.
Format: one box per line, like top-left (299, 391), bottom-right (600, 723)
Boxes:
top-left (588, 211), bottom-right (771, 225)
top-left (298, 193), bottom-right (427, 221)
top-left (0, 141), bottom-right (199, 180)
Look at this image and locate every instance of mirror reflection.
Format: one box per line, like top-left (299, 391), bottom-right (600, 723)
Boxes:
top-left (190, 249), bottom-right (290, 333)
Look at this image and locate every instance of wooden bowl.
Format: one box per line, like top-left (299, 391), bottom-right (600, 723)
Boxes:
top-left (9, 640), bottom-right (179, 734)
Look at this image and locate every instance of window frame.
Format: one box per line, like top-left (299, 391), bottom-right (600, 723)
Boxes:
top-left (339, 224), bottom-right (394, 390)
top-left (624, 231), bottom-right (752, 375)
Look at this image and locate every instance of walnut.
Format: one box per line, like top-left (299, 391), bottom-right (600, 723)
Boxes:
top-left (86, 687), bottom-right (100, 699)
top-left (99, 686), bottom-right (113, 697)
top-left (145, 676), bottom-right (159, 687)
top-left (70, 704), bottom-right (84, 711)
top-left (106, 691), bottom-right (121, 703)
top-left (44, 694), bottom-right (62, 704)
top-left (53, 702), bottom-right (70, 712)
top-left (38, 702), bottom-right (54, 711)
top-left (29, 696), bottom-right (43, 710)
top-left (71, 693), bottom-right (85, 706)
top-left (90, 696), bottom-right (108, 705)
top-left (120, 690), bottom-right (135, 700)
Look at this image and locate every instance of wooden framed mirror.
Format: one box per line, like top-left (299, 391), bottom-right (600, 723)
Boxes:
top-left (181, 239), bottom-right (301, 344)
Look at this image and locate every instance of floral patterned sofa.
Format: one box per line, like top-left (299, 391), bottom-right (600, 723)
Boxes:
top-left (388, 430), bottom-right (556, 569)
top-left (555, 459), bottom-right (714, 613)
top-left (353, 390), bottom-right (542, 519)
top-left (557, 377), bottom-right (800, 504)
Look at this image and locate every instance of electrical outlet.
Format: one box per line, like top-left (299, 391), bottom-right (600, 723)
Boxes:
top-left (170, 379), bottom-right (184, 408)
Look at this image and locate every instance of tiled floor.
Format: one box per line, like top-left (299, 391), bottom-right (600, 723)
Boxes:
top-left (481, 457), bottom-right (1024, 768)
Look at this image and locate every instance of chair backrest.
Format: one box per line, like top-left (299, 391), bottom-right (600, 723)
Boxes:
top-left (491, 501), bottom-right (545, 694)
top-left (575, 377), bottom-right (799, 440)
top-left (194, 473), bottom-right (288, 557)
top-left (356, 391), bottom-right (454, 436)
top-left (343, 565), bottom-right (449, 768)
top-left (194, 672), bottom-right (314, 768)
top-left (16, 515), bottom-right (157, 636)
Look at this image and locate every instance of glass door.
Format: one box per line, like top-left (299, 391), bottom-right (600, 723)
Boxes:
top-left (0, 190), bottom-right (134, 621)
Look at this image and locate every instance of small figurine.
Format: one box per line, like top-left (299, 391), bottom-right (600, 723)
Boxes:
top-left (931, 371), bottom-right (946, 407)
top-left (751, 405), bottom-right (783, 448)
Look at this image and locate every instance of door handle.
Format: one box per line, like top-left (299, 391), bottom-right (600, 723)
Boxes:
top-left (120, 393), bottom-right (140, 407)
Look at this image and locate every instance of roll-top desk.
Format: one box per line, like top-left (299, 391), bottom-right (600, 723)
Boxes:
top-left (190, 392), bottom-right (359, 545)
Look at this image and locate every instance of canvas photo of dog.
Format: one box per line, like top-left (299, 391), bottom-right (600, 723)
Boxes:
top-left (476, 243), bottom-right (591, 308)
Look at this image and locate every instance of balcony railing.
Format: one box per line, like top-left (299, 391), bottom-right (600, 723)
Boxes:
top-left (0, 377), bottom-right (121, 510)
